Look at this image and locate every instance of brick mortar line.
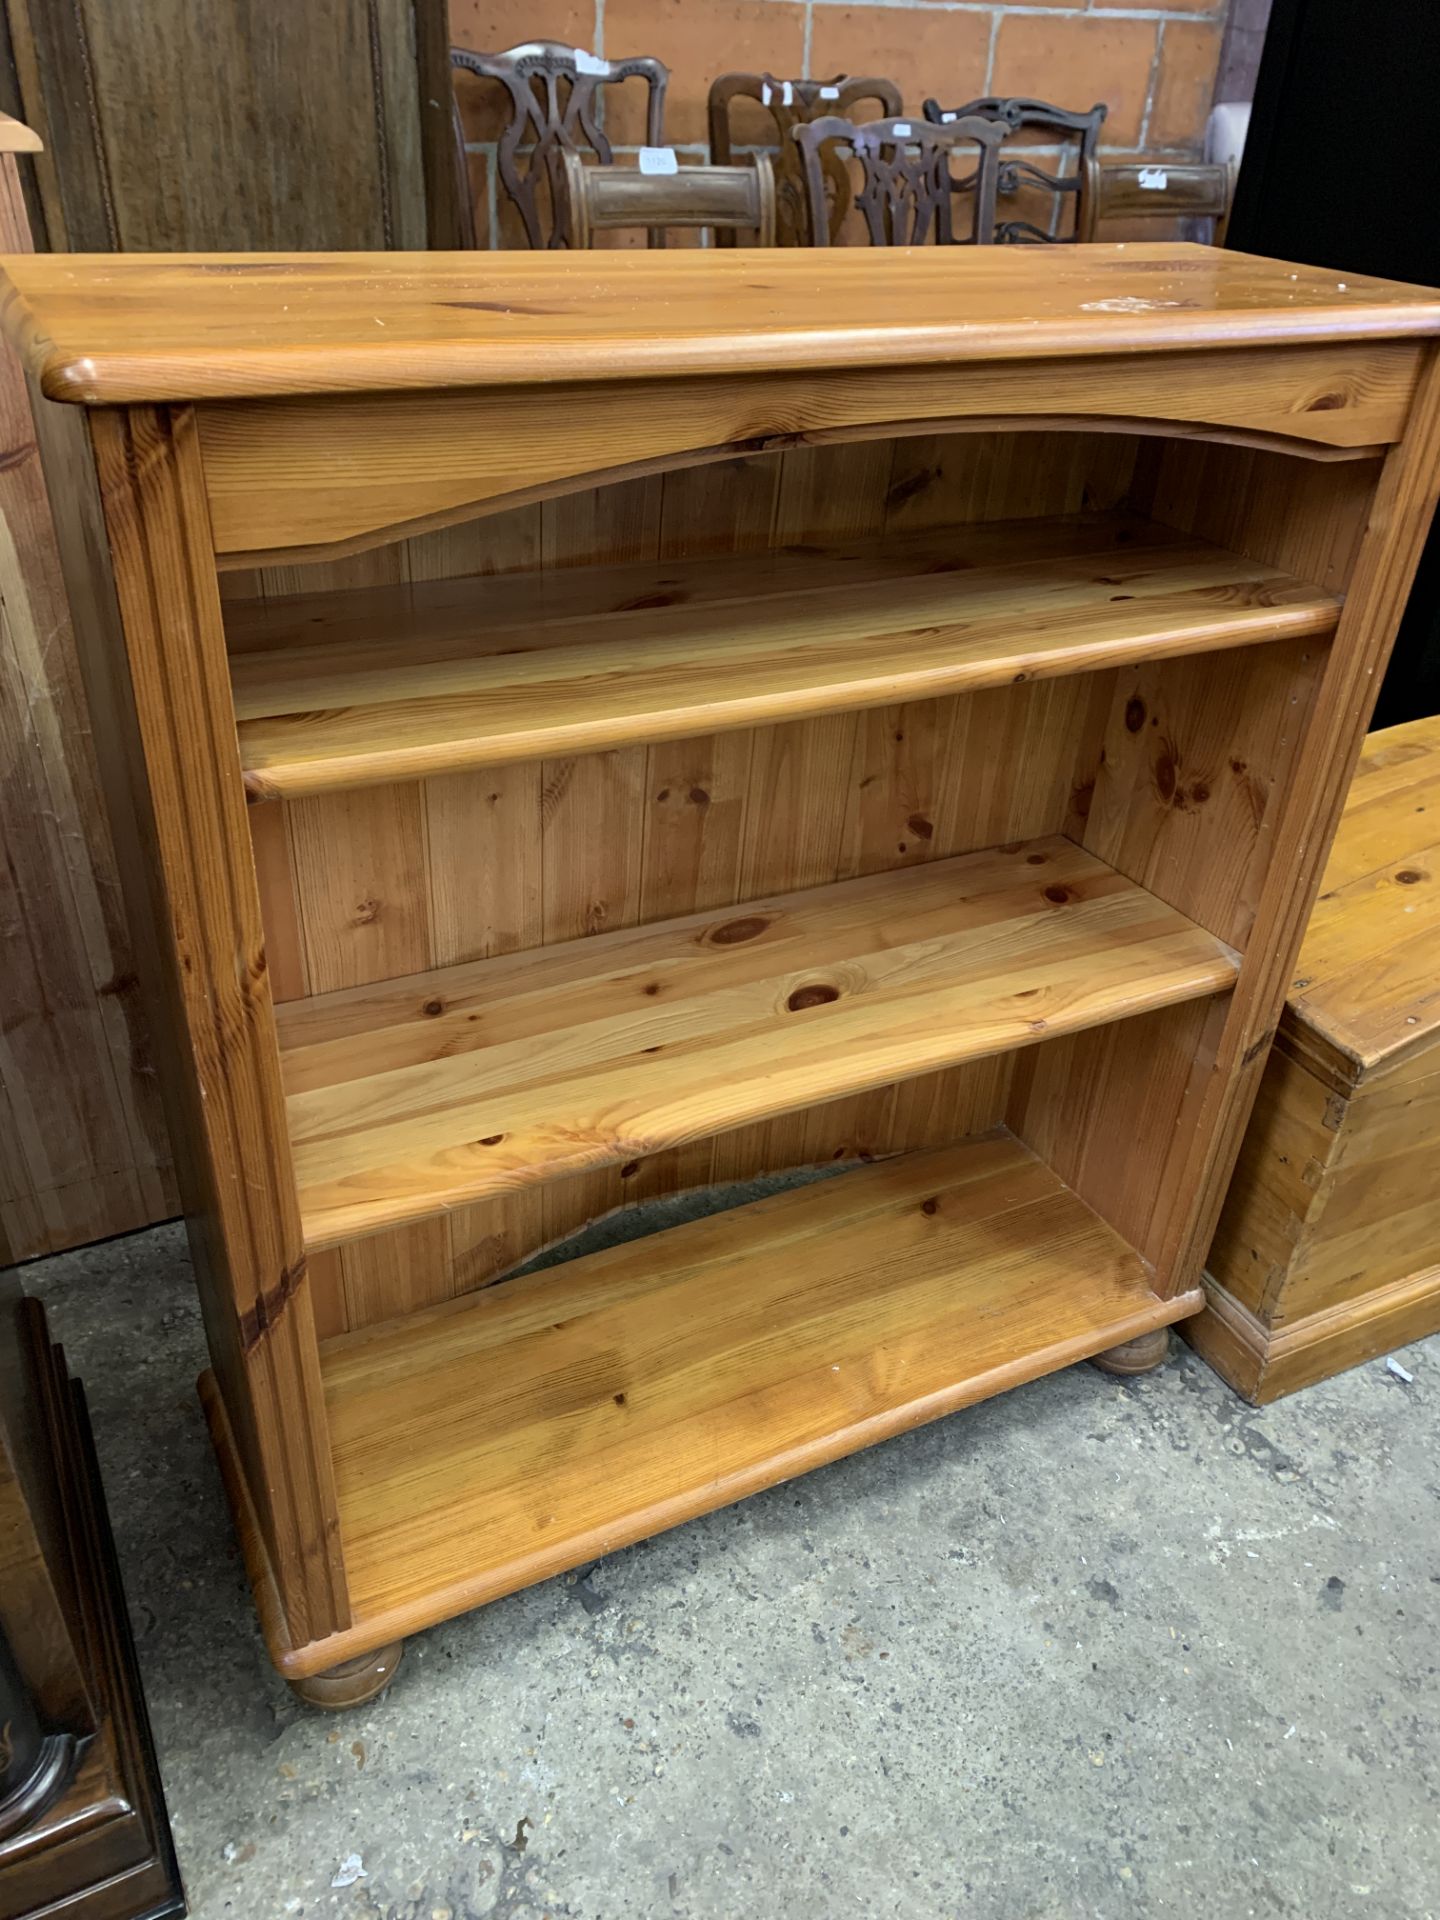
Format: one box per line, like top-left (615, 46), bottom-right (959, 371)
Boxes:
top-left (804, 1), bottom-right (1222, 17)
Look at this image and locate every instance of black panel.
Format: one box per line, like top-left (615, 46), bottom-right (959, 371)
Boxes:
top-left (1229, 0), bottom-right (1440, 724)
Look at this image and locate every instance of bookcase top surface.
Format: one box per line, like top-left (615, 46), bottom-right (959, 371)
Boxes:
top-left (2, 244), bottom-right (1438, 406)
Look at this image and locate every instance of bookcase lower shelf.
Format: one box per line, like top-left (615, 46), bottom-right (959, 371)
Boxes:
top-left (203, 1128), bottom-right (1202, 1681)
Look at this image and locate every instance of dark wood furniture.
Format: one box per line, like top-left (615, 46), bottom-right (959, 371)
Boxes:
top-left (707, 73), bottom-right (902, 246)
top-left (0, 1279), bottom-right (183, 1917)
top-left (1, 0), bottom-right (426, 249)
top-left (0, 0), bottom-right (446, 1263)
top-left (0, 111), bottom-right (175, 1267)
top-left (450, 41), bottom-right (669, 249)
top-left (922, 96), bottom-right (1107, 243)
top-left (1079, 159), bottom-right (1235, 244)
top-left (1, 247), bottom-right (1436, 1705)
top-left (793, 114), bottom-right (1005, 246)
top-left (561, 152), bottom-right (776, 249)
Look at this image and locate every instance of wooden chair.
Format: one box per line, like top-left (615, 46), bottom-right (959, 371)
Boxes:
top-left (450, 41), bottom-right (669, 248)
top-left (922, 96), bottom-right (1107, 242)
top-left (708, 73), bottom-right (902, 246)
top-left (560, 151), bottom-right (777, 248)
top-left (1078, 158), bottom-right (1236, 244)
top-left (793, 115), bottom-right (1005, 247)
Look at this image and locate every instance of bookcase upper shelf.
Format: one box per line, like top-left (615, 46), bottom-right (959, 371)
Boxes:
top-left (228, 512), bottom-right (1339, 799)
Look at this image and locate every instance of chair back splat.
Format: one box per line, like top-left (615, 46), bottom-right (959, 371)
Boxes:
top-left (709, 72), bottom-right (902, 245)
top-left (793, 114), bottom-right (1005, 247)
top-left (923, 96), bottom-right (1106, 243)
top-left (451, 41), bottom-right (669, 248)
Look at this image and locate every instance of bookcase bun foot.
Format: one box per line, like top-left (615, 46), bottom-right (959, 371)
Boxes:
top-left (9, 246), bottom-right (1437, 1707)
top-left (1091, 1328), bottom-right (1172, 1377)
top-left (287, 1644), bottom-right (405, 1712)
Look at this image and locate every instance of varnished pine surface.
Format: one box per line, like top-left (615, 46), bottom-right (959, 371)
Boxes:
top-left (1284, 714), bottom-right (1440, 1082)
top-left (0, 114), bottom-right (41, 154)
top-left (228, 512), bottom-right (1341, 799)
top-left (319, 1131), bottom-right (1201, 1653)
top-left (278, 834), bottom-right (1240, 1250)
top-left (3, 246), bottom-right (1439, 404)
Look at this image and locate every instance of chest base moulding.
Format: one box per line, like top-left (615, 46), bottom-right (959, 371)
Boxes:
top-left (3, 244), bottom-right (1437, 1699)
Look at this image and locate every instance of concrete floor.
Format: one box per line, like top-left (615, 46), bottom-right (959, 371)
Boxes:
top-left (22, 1217), bottom-right (1440, 1920)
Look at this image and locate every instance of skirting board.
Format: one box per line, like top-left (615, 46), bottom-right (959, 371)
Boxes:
top-left (1184, 1263), bottom-right (1440, 1403)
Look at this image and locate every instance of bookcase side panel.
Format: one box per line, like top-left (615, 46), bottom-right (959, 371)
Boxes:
top-left (86, 403), bottom-right (348, 1647)
top-left (1014, 350), bottom-right (1440, 1296)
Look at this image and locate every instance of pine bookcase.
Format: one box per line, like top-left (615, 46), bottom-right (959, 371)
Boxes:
top-left (4, 247), bottom-right (1437, 1704)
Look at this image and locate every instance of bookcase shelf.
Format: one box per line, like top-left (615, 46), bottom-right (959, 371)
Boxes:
top-left (278, 832), bottom-right (1240, 1251)
top-left (227, 511), bottom-right (1340, 799)
top-left (13, 247), bottom-right (1434, 1701)
top-left (315, 1130), bottom-right (1199, 1653)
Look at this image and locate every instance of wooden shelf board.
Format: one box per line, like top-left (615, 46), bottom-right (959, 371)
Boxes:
top-left (228, 513), bottom-right (1340, 798)
top-left (279, 833), bottom-right (1240, 1251)
top-left (315, 1130), bottom-right (1202, 1658)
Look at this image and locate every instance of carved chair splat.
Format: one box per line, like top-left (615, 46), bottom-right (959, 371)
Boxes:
top-left (793, 114), bottom-right (1005, 247)
top-left (708, 72), bottom-right (902, 245)
top-left (923, 96), bottom-right (1107, 243)
top-left (450, 40), bottom-right (669, 249)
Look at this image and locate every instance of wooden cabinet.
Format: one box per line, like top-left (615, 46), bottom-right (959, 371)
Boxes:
top-left (2, 246), bottom-right (1436, 1700)
top-left (1197, 713), bottom-right (1440, 1399)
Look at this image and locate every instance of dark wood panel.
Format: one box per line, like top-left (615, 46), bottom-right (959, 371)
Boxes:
top-left (4, 0), bottom-right (425, 250)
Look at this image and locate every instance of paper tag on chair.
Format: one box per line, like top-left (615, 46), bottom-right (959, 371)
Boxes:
top-left (573, 49), bottom-right (607, 74)
top-left (942, 111), bottom-right (956, 124)
top-left (761, 81), bottom-right (773, 105)
top-left (638, 146), bottom-right (679, 175)
top-left (892, 122), bottom-right (912, 137)
top-left (1138, 166), bottom-right (1170, 191)
top-left (819, 85), bottom-right (840, 100)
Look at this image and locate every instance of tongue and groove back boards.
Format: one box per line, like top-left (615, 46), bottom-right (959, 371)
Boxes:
top-left (248, 432), bottom-right (1138, 1333)
top-left (227, 424), bottom-right (1361, 1339)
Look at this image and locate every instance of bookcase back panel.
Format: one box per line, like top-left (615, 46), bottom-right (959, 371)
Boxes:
top-left (1075, 632), bottom-right (1331, 950)
top-left (243, 427), bottom-right (1364, 1336)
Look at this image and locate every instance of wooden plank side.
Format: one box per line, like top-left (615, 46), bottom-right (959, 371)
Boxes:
top-left (84, 404), bottom-right (345, 1644)
top-left (0, 147), bottom-right (172, 1260)
top-left (1147, 350), bottom-right (1440, 1292)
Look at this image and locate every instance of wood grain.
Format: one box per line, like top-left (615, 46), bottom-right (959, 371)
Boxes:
top-left (0, 150), bottom-right (172, 1259)
top-left (227, 513), bottom-right (1341, 800)
top-left (193, 342), bottom-right (1422, 560)
top-left (83, 403), bottom-right (346, 1644)
top-left (1283, 713), bottom-right (1440, 1080)
top-left (277, 834), bottom-right (1239, 1250)
top-left (1191, 1258), bottom-right (1440, 1404)
top-left (1, 247), bottom-right (1437, 404)
top-left (1197, 714), bottom-right (1440, 1400)
top-left (2, 0), bottom-right (424, 253)
top-left (308, 1131), bottom-right (1200, 1673)
top-left (1146, 347), bottom-right (1440, 1294)
top-left (241, 434), bottom-right (1142, 1328)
